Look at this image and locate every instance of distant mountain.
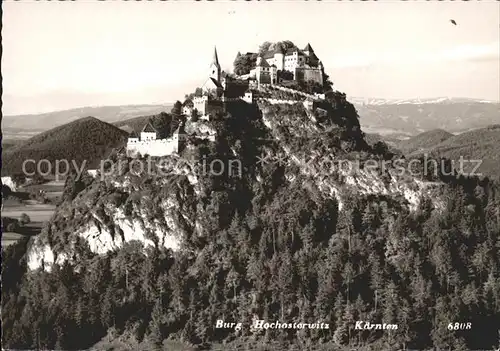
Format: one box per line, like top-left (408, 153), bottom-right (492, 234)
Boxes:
top-left (350, 97), bottom-right (498, 106)
top-left (4, 98), bottom-right (498, 140)
top-left (2, 117), bottom-right (128, 176)
top-left (353, 98), bottom-right (500, 136)
top-left (363, 132), bottom-right (402, 154)
top-left (397, 129), bottom-right (453, 154)
top-left (409, 125), bottom-right (500, 178)
top-left (113, 115), bottom-right (154, 133)
top-left (2, 104), bottom-right (173, 137)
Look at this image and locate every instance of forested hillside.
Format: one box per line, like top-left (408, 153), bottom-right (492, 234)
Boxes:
top-left (1, 117), bottom-right (129, 176)
top-left (2, 91), bottom-right (500, 351)
top-left (408, 125), bottom-right (500, 179)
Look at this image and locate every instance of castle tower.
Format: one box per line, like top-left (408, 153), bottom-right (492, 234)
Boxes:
top-left (172, 123), bottom-right (186, 153)
top-left (273, 45), bottom-right (284, 71)
top-left (209, 46), bottom-right (221, 83)
top-left (270, 64), bottom-right (277, 85)
top-left (256, 55), bottom-right (263, 66)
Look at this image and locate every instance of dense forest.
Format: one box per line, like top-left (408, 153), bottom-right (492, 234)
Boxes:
top-left (2, 90), bottom-right (500, 350)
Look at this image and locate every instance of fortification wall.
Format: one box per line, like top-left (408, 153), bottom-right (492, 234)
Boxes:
top-left (257, 72), bottom-right (272, 84)
top-left (221, 97), bottom-right (242, 102)
top-left (295, 67), bottom-right (323, 85)
top-left (259, 84), bottom-right (323, 101)
top-left (257, 98), bottom-right (302, 105)
top-left (224, 80), bottom-right (249, 98)
top-left (126, 138), bottom-right (178, 157)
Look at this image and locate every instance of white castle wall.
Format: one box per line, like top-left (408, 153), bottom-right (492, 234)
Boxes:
top-left (126, 138), bottom-right (179, 157)
top-left (257, 98), bottom-right (302, 105)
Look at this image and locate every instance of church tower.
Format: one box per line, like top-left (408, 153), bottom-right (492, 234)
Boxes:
top-left (209, 46), bottom-right (221, 83)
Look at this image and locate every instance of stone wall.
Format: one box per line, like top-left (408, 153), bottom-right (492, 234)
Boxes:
top-left (259, 84), bottom-right (323, 101)
top-left (295, 67), bottom-right (323, 85)
top-left (257, 98), bottom-right (302, 105)
top-left (126, 138), bottom-right (179, 157)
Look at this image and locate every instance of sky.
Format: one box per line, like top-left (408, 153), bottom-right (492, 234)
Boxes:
top-left (2, 1), bottom-right (499, 115)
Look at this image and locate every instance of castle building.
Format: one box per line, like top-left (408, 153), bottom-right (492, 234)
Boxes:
top-left (249, 43), bottom-right (324, 85)
top-left (126, 121), bottom-right (186, 157)
top-left (253, 56), bottom-right (278, 86)
top-left (140, 122), bottom-right (158, 141)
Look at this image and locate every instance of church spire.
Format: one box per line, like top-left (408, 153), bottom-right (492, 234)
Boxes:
top-left (209, 46), bottom-right (222, 83)
top-left (212, 46), bottom-right (220, 67)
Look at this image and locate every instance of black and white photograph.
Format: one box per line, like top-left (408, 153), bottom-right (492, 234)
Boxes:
top-left (1, 1), bottom-right (500, 350)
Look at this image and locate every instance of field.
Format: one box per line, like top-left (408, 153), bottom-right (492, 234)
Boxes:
top-left (1, 179), bottom-right (64, 248)
top-left (2, 232), bottom-right (26, 248)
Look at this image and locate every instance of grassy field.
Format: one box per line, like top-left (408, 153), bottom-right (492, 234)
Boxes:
top-left (1, 179), bottom-right (63, 248)
top-left (2, 232), bottom-right (25, 248)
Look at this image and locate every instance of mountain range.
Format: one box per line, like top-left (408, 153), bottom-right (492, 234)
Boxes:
top-left (2, 98), bottom-right (498, 140)
top-left (2, 104), bottom-right (174, 138)
top-left (355, 97), bottom-right (499, 136)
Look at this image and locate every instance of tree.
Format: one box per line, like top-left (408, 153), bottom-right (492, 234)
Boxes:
top-left (171, 100), bottom-right (183, 117)
top-left (298, 79), bottom-right (324, 94)
top-left (278, 70), bottom-right (294, 81)
top-left (6, 222), bottom-right (19, 232)
top-left (234, 53), bottom-right (257, 75)
top-left (275, 40), bottom-right (296, 52)
top-left (19, 213), bottom-right (31, 225)
top-left (152, 112), bottom-right (172, 139)
top-left (185, 87), bottom-right (203, 100)
top-left (258, 41), bottom-right (272, 54)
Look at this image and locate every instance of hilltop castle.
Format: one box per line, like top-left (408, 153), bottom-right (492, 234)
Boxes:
top-left (182, 43), bottom-right (325, 119)
top-left (248, 43), bottom-right (324, 85)
top-left (126, 42), bottom-right (327, 157)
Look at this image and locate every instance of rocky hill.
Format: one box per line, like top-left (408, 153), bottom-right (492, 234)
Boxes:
top-left (3, 89), bottom-right (500, 351)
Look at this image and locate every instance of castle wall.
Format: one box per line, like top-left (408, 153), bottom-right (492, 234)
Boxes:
top-left (259, 84), bottom-right (323, 101)
top-left (224, 80), bottom-right (249, 98)
top-left (126, 138), bottom-right (179, 157)
top-left (140, 132), bottom-right (157, 141)
top-left (257, 98), bottom-right (302, 105)
top-left (257, 72), bottom-right (271, 84)
top-left (294, 67), bottom-right (323, 85)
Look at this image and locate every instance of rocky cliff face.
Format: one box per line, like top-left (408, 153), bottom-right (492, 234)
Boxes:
top-left (26, 94), bottom-right (444, 272)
